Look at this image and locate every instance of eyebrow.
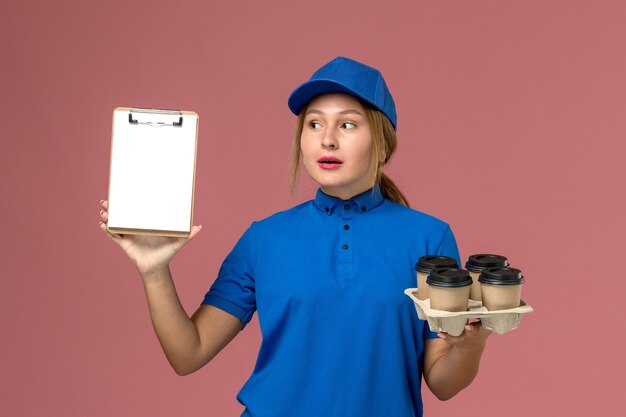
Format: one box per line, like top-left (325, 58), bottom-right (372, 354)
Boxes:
top-left (304, 109), bottom-right (365, 117)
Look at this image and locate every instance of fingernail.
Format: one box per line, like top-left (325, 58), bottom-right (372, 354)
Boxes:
top-left (437, 333), bottom-right (446, 339)
top-left (100, 210), bottom-right (104, 215)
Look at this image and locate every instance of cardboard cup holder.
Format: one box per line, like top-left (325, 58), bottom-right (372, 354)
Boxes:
top-left (404, 288), bottom-right (533, 336)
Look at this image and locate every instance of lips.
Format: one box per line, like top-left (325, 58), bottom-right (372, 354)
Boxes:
top-left (317, 156), bottom-right (343, 164)
top-left (317, 156), bottom-right (343, 170)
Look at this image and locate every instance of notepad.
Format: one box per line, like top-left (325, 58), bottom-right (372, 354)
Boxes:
top-left (107, 107), bottom-right (199, 237)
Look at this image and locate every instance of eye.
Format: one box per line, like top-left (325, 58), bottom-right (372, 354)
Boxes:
top-left (308, 121), bottom-right (322, 129)
top-left (341, 122), bottom-right (356, 129)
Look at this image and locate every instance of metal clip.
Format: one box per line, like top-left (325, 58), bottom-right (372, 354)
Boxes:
top-left (128, 108), bottom-right (183, 127)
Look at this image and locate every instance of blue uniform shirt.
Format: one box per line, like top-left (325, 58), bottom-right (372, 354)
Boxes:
top-left (203, 186), bottom-right (461, 417)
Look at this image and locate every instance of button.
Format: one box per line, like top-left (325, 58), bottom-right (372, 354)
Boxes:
top-left (343, 225), bottom-right (350, 230)
top-left (342, 244), bottom-right (349, 250)
top-left (344, 204), bottom-right (350, 210)
top-left (361, 207), bottom-right (367, 212)
top-left (325, 207), bottom-right (329, 213)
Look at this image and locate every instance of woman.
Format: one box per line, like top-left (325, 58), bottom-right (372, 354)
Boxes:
top-left (99, 57), bottom-right (491, 416)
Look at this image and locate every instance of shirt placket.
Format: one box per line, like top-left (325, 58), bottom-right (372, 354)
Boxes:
top-left (337, 201), bottom-right (355, 278)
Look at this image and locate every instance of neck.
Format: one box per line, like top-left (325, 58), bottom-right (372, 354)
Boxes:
top-left (321, 183), bottom-right (375, 201)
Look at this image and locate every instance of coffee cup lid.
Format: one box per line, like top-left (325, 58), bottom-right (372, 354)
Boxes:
top-left (465, 254), bottom-right (509, 272)
top-left (415, 255), bottom-right (458, 273)
top-left (426, 268), bottom-right (473, 288)
top-left (478, 267), bottom-right (525, 285)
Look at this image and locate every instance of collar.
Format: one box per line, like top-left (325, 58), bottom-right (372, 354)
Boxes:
top-left (313, 185), bottom-right (385, 215)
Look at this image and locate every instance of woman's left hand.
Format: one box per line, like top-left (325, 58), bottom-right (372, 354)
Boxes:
top-left (424, 321), bottom-right (493, 400)
top-left (436, 321), bottom-right (492, 352)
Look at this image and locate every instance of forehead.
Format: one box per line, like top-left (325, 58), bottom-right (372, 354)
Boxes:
top-left (305, 93), bottom-right (365, 114)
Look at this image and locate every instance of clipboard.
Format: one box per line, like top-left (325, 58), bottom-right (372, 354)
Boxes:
top-left (107, 107), bottom-right (199, 237)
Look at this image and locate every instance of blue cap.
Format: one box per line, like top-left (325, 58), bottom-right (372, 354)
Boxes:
top-left (288, 57), bottom-right (397, 129)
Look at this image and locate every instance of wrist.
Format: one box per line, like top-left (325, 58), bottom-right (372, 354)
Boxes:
top-left (449, 338), bottom-right (487, 356)
top-left (140, 265), bottom-right (172, 285)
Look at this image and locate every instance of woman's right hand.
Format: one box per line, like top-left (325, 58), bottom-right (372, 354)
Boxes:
top-left (98, 199), bottom-right (202, 277)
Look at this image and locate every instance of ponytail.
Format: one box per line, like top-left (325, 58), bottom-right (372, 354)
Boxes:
top-left (366, 105), bottom-right (410, 207)
top-left (379, 172), bottom-right (410, 207)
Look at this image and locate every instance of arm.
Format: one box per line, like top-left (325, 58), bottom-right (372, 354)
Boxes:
top-left (423, 322), bottom-right (491, 401)
top-left (99, 200), bottom-right (242, 376)
top-left (424, 224), bottom-right (488, 399)
top-left (142, 267), bottom-right (243, 376)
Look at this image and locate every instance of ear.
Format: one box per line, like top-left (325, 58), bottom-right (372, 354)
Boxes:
top-left (379, 152), bottom-right (387, 166)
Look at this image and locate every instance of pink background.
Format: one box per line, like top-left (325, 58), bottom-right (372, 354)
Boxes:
top-left (2, 1), bottom-right (625, 416)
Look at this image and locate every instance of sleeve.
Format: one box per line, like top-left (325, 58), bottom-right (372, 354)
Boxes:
top-left (435, 224), bottom-right (461, 267)
top-left (423, 224), bottom-right (462, 340)
top-left (202, 224), bottom-right (257, 327)
top-left (423, 320), bottom-right (439, 340)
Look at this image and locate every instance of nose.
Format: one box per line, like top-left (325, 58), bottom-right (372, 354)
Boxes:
top-left (321, 127), bottom-right (338, 150)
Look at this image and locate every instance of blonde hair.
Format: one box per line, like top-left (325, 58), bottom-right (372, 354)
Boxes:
top-left (289, 99), bottom-right (410, 207)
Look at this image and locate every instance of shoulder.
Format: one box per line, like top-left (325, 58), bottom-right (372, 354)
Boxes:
top-left (377, 199), bottom-right (451, 233)
top-left (376, 200), bottom-right (459, 259)
top-left (228, 201), bottom-right (312, 257)
top-left (246, 200), bottom-right (313, 235)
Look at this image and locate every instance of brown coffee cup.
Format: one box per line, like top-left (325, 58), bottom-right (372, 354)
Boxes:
top-left (426, 268), bottom-right (472, 312)
top-left (415, 256), bottom-right (458, 300)
top-left (479, 267), bottom-right (524, 310)
top-left (465, 254), bottom-right (509, 301)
